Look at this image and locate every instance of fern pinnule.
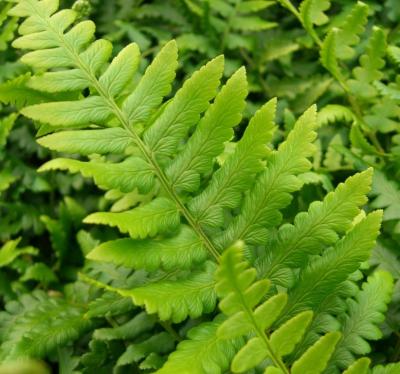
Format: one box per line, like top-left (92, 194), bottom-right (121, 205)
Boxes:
top-left (215, 104), bottom-right (318, 249)
top-left (188, 97), bottom-right (277, 228)
top-left (259, 168), bottom-right (373, 286)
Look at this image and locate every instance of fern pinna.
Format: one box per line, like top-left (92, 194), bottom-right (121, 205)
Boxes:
top-left (8, 0), bottom-right (397, 372)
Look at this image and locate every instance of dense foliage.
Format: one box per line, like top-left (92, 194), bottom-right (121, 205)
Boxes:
top-left (1, 0), bottom-right (400, 373)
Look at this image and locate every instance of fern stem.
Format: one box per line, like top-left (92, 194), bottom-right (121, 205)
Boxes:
top-left (220, 0), bottom-right (241, 52)
top-left (277, 0), bottom-right (385, 155)
top-left (38, 12), bottom-right (221, 262)
top-left (229, 262), bottom-right (289, 373)
top-left (159, 321), bottom-right (183, 342)
top-left (278, 1), bottom-right (303, 26)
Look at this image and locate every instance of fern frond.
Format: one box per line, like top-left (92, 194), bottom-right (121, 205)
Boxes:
top-left (165, 67), bottom-right (247, 193)
top-left (323, 134), bottom-right (345, 170)
top-left (117, 332), bottom-right (175, 368)
top-left (122, 40), bottom-right (178, 126)
top-left (215, 242), bottom-right (346, 373)
top-left (299, 0), bottom-right (331, 43)
top-left (85, 291), bottom-right (133, 319)
top-left (348, 27), bottom-right (386, 98)
top-left (22, 96), bottom-right (113, 127)
top-left (112, 262), bottom-right (217, 323)
top-left (277, 211), bottom-right (382, 324)
top-left (317, 104), bottom-right (355, 127)
top-left (370, 171), bottom-right (400, 221)
top-left (11, 6), bottom-right (393, 371)
top-left (230, 16), bottom-right (276, 32)
top-left (0, 74), bottom-right (57, 108)
top-left (216, 105), bottom-right (317, 248)
top-left (84, 198), bottom-right (180, 239)
top-left (37, 128), bottom-right (133, 155)
top-left (327, 271), bottom-right (393, 370)
top-left (93, 311), bottom-right (156, 341)
top-left (39, 157), bottom-right (154, 193)
top-left (291, 331), bottom-right (341, 374)
top-left (0, 113), bottom-right (18, 147)
top-left (87, 225), bottom-right (206, 271)
top-left (0, 291), bottom-right (92, 361)
top-left (335, 1), bottom-right (369, 60)
top-left (216, 243), bottom-right (308, 373)
top-left (320, 28), bottom-right (344, 83)
top-left (176, 34), bottom-right (213, 55)
top-left (157, 317), bottom-right (243, 374)
top-left (0, 2), bottom-right (18, 51)
top-left (237, 1), bottom-right (275, 13)
top-left (189, 98), bottom-right (277, 228)
top-left (372, 363), bottom-right (400, 374)
top-left (143, 55), bottom-right (224, 161)
top-left (350, 124), bottom-right (380, 156)
top-left (260, 169), bottom-right (373, 286)
top-left (0, 238), bottom-right (37, 268)
top-left (20, 262), bottom-right (58, 285)
top-left (300, 0), bottom-right (330, 28)
top-left (343, 358), bottom-right (370, 374)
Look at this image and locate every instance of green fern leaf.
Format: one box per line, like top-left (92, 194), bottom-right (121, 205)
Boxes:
top-left (323, 134), bottom-right (344, 170)
top-left (0, 291), bottom-right (92, 361)
top-left (84, 198), bottom-right (179, 239)
top-left (189, 98), bottom-right (277, 228)
top-left (217, 105), bottom-right (317, 248)
top-left (87, 225), bottom-right (206, 271)
top-left (320, 29), bottom-right (344, 83)
top-left (231, 16), bottom-right (277, 32)
top-left (0, 74), bottom-right (57, 108)
top-left (39, 157), bottom-right (154, 193)
top-left (270, 311), bottom-right (314, 357)
top-left (317, 104), bottom-right (355, 127)
top-left (335, 1), bottom-right (369, 60)
top-left (165, 67), bottom-right (248, 192)
top-left (370, 171), bottom-right (400, 221)
top-left (300, 0), bottom-right (330, 28)
top-left (216, 243), bottom-right (315, 373)
top-left (21, 96), bottom-right (113, 127)
top-left (328, 271), bottom-right (393, 370)
top-left (0, 238), bottom-right (37, 268)
top-left (0, 113), bottom-right (18, 147)
top-left (28, 69), bottom-right (90, 93)
top-left (117, 332), bottom-right (174, 367)
top-left (350, 124), bottom-right (380, 156)
top-left (176, 34), bottom-right (214, 55)
top-left (122, 40), bottom-right (178, 126)
top-left (99, 43), bottom-right (141, 98)
top-left (237, 1), bottom-right (274, 13)
top-left (93, 312), bottom-right (156, 341)
top-left (299, 0), bottom-right (330, 43)
top-left (117, 262), bottom-right (217, 323)
top-left (372, 363), bottom-right (400, 374)
top-left (157, 317), bottom-right (243, 374)
top-left (37, 128), bottom-right (133, 155)
top-left (291, 332), bottom-right (341, 374)
top-left (86, 292), bottom-right (133, 319)
top-left (261, 169), bottom-right (373, 286)
top-left (278, 211), bottom-right (382, 323)
top-left (348, 27), bottom-right (386, 98)
top-left (20, 262), bottom-right (58, 285)
top-left (343, 358), bottom-right (370, 374)
top-left (143, 55), bottom-right (224, 161)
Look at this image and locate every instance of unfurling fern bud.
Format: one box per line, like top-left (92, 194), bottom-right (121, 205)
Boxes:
top-left (72, 0), bottom-right (92, 19)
